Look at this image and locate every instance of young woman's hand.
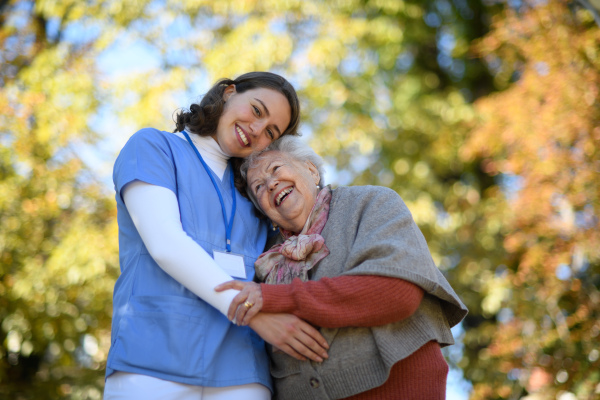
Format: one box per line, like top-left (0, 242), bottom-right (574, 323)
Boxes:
top-left (248, 313), bottom-right (329, 362)
top-left (215, 280), bottom-right (263, 325)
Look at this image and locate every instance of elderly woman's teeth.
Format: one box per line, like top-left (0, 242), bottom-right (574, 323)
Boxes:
top-left (236, 126), bottom-right (249, 145)
top-left (276, 187), bottom-right (293, 206)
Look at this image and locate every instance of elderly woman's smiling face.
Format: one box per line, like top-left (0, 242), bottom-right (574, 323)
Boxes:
top-left (247, 150), bottom-right (321, 233)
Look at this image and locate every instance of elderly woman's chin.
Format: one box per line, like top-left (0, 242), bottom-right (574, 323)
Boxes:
top-left (269, 195), bottom-right (313, 232)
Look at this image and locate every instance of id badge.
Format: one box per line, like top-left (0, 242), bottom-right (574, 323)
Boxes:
top-left (213, 250), bottom-right (247, 279)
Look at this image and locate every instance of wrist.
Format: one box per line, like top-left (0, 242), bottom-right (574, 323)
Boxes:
top-left (248, 312), bottom-right (263, 329)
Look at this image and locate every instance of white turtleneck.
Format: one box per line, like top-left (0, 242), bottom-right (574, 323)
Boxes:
top-left (172, 131), bottom-right (229, 180)
top-left (121, 130), bottom-right (240, 320)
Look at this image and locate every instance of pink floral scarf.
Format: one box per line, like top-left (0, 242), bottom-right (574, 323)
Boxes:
top-left (255, 185), bottom-right (332, 284)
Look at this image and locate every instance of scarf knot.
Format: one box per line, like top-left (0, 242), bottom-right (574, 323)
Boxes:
top-left (280, 234), bottom-right (326, 260)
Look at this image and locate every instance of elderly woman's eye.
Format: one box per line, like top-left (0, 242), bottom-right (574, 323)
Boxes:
top-left (254, 184), bottom-right (262, 193)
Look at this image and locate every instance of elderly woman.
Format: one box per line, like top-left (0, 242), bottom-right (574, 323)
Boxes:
top-left (216, 136), bottom-right (468, 399)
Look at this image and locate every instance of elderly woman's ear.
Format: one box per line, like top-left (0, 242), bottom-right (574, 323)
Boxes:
top-left (306, 161), bottom-right (320, 186)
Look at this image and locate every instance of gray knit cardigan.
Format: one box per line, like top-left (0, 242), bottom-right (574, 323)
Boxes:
top-left (269, 185), bottom-right (468, 400)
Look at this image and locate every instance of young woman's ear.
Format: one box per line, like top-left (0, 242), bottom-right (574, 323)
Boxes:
top-left (223, 84), bottom-right (237, 102)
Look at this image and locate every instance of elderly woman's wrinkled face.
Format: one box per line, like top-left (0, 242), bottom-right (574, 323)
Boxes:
top-left (247, 151), bottom-right (320, 233)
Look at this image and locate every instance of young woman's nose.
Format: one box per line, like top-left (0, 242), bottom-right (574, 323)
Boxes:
top-left (249, 120), bottom-right (268, 136)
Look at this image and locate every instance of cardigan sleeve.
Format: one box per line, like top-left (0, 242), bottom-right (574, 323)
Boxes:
top-left (260, 275), bottom-right (424, 328)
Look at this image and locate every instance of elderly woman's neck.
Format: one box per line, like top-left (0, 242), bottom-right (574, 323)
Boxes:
top-left (281, 220), bottom-right (307, 235)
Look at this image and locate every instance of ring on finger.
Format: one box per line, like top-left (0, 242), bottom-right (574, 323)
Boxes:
top-left (243, 301), bottom-right (254, 309)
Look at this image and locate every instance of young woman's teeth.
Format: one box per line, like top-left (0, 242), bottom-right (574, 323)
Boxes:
top-left (236, 126), bottom-right (249, 145)
top-left (276, 187), bottom-right (293, 206)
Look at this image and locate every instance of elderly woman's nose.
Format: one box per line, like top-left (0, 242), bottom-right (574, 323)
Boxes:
top-left (267, 178), bottom-right (279, 191)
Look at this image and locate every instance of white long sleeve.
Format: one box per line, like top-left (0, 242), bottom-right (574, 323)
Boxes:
top-left (123, 180), bottom-right (238, 318)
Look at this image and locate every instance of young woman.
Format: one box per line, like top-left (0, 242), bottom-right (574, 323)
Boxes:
top-left (104, 72), bottom-right (329, 400)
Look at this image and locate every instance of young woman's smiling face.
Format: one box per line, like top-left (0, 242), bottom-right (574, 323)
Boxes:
top-left (213, 86), bottom-right (292, 158)
top-left (247, 151), bottom-right (320, 233)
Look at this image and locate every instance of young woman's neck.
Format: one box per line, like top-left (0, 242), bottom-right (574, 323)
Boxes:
top-left (173, 131), bottom-right (229, 180)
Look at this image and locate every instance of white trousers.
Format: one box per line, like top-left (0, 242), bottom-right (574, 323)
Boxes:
top-left (104, 372), bottom-right (271, 400)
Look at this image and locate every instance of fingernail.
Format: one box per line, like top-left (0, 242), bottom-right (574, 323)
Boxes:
top-left (316, 357), bottom-right (323, 362)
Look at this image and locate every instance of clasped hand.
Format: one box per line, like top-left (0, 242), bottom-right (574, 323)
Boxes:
top-left (215, 280), bottom-right (329, 362)
top-left (215, 280), bottom-right (263, 324)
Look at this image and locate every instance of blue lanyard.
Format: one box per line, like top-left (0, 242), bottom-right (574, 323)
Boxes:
top-left (183, 131), bottom-right (236, 252)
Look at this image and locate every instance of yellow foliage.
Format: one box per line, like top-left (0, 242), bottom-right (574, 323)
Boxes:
top-left (203, 17), bottom-right (294, 78)
top-left (2, 0), bottom-right (600, 398)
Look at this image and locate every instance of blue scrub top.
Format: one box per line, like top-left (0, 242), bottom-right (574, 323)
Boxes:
top-left (106, 128), bottom-right (271, 389)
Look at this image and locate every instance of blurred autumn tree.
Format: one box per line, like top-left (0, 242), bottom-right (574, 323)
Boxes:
top-left (1, 0), bottom-right (599, 399)
top-left (0, 0), bottom-right (137, 398)
top-left (462, 2), bottom-right (600, 399)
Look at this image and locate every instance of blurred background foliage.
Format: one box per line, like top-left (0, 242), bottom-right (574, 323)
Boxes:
top-left (1, 0), bottom-right (599, 398)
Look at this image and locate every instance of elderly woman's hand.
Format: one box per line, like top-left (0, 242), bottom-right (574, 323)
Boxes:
top-left (215, 280), bottom-right (263, 325)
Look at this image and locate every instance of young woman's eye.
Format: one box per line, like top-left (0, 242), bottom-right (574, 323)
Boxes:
top-left (267, 129), bottom-right (274, 139)
top-left (252, 105), bottom-right (261, 116)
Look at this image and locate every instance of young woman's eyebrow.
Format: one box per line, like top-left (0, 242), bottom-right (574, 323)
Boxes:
top-left (254, 98), bottom-right (282, 136)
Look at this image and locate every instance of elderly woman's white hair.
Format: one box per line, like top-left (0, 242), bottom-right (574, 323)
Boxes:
top-left (240, 136), bottom-right (326, 213)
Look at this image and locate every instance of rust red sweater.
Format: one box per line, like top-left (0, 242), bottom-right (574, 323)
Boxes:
top-left (261, 276), bottom-right (448, 399)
